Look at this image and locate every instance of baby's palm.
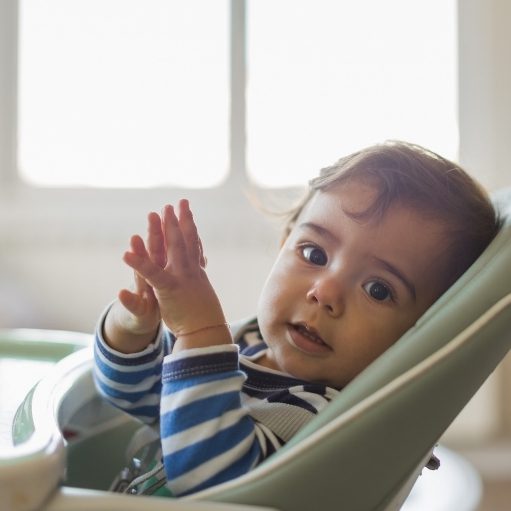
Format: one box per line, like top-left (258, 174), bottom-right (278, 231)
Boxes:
top-left (123, 201), bottom-right (225, 336)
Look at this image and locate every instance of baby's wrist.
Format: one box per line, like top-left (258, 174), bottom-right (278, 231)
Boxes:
top-left (104, 307), bottom-right (160, 354)
top-left (174, 321), bottom-right (229, 338)
top-left (103, 326), bottom-right (160, 354)
top-left (172, 322), bottom-right (232, 353)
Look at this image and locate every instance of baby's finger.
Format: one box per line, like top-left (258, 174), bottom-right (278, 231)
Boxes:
top-left (178, 199), bottom-right (202, 267)
top-left (123, 250), bottom-right (169, 290)
top-left (126, 235), bottom-right (173, 288)
top-left (130, 234), bottom-right (149, 256)
top-left (198, 236), bottom-right (207, 268)
top-left (147, 212), bottom-right (166, 268)
top-left (118, 288), bottom-right (146, 316)
top-left (162, 204), bottom-right (188, 270)
top-left (134, 269), bottom-right (151, 295)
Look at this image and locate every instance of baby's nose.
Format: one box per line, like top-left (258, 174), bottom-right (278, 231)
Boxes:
top-left (306, 276), bottom-right (345, 317)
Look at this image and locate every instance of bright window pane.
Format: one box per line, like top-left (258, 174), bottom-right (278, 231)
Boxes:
top-left (247, 0), bottom-right (458, 187)
top-left (19, 0), bottom-right (229, 188)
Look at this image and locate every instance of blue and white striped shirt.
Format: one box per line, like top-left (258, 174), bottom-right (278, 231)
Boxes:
top-left (94, 313), bottom-right (339, 496)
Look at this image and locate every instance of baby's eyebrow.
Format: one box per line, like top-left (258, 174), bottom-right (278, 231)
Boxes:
top-left (374, 257), bottom-right (416, 301)
top-left (298, 222), bottom-right (339, 243)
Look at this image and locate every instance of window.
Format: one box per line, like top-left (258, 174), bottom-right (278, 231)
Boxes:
top-left (19, 0), bottom-right (229, 188)
top-left (247, 0), bottom-right (458, 187)
top-left (16, 0), bottom-right (457, 189)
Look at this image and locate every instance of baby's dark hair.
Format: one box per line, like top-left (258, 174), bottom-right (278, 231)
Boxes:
top-left (285, 140), bottom-right (503, 292)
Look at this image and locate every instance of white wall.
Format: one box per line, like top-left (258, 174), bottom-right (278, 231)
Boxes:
top-left (0, 186), bottom-right (283, 332)
top-left (458, 0), bottom-right (511, 193)
top-left (0, 239), bottom-right (278, 332)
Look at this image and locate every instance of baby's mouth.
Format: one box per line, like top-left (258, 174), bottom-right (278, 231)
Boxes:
top-left (290, 322), bottom-right (330, 350)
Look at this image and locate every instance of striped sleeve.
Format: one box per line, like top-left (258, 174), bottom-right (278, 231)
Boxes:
top-left (93, 312), bottom-right (172, 424)
top-left (160, 344), bottom-right (263, 496)
top-left (93, 314), bottom-right (341, 495)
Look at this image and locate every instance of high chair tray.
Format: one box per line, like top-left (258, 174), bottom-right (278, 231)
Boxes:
top-left (0, 331), bottom-right (275, 511)
top-left (0, 329), bottom-right (91, 511)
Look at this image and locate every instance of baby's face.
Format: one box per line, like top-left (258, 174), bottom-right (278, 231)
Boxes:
top-left (256, 181), bottom-right (448, 388)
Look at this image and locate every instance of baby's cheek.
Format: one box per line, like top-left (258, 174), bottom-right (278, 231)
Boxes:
top-left (376, 319), bottom-right (413, 352)
top-left (256, 283), bottom-right (280, 326)
top-left (260, 271), bottom-right (287, 306)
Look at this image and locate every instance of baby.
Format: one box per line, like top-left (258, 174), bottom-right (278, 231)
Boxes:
top-left (94, 141), bottom-right (501, 496)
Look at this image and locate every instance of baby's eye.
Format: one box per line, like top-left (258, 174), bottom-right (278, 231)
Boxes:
top-left (301, 245), bottom-right (328, 266)
top-left (363, 280), bottom-right (393, 302)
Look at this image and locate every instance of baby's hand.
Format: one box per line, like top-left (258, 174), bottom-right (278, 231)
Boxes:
top-left (104, 212), bottom-right (165, 353)
top-left (123, 200), bottom-right (231, 351)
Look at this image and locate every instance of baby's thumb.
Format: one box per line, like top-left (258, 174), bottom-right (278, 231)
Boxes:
top-left (119, 289), bottom-right (145, 317)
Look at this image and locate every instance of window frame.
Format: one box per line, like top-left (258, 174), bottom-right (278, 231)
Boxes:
top-left (0, 0), bottom-right (255, 246)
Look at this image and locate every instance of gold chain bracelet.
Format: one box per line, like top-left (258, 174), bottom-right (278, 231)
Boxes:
top-left (174, 322), bottom-right (229, 338)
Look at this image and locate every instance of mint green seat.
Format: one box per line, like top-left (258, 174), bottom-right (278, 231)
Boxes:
top-left (3, 189), bottom-right (511, 511)
top-left (196, 188), bottom-right (511, 510)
